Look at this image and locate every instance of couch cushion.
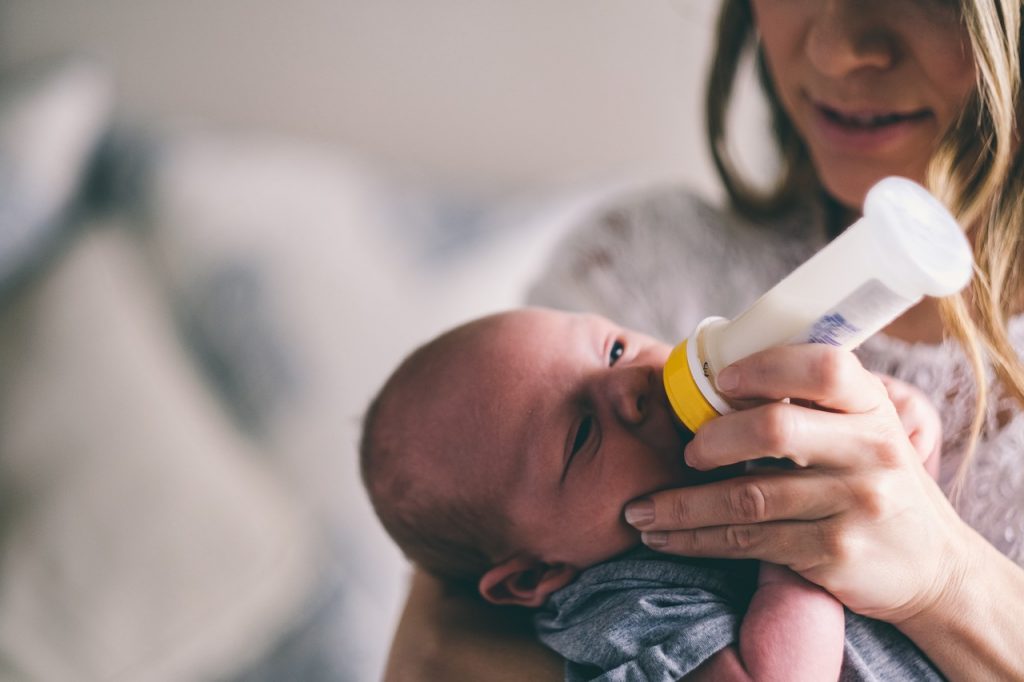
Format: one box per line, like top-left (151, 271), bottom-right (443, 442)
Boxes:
top-left (0, 225), bottom-right (317, 682)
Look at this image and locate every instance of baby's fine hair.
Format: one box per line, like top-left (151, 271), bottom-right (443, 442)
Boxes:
top-left (359, 320), bottom-right (512, 584)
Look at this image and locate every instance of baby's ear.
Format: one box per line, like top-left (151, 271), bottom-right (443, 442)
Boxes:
top-left (478, 555), bottom-right (577, 607)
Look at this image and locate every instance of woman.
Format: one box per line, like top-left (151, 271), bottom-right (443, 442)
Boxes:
top-left (384, 1), bottom-right (1024, 678)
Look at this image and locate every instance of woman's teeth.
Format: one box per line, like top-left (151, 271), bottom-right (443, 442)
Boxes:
top-left (823, 108), bottom-right (927, 128)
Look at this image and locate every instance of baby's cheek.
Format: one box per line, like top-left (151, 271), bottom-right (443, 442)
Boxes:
top-left (607, 518), bottom-right (644, 556)
top-left (593, 488), bottom-right (643, 553)
top-left (562, 506), bottom-right (638, 567)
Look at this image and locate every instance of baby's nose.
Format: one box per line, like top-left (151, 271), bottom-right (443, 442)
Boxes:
top-left (606, 365), bottom-right (654, 424)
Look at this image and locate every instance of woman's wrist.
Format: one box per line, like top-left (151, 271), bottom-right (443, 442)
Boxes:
top-left (895, 524), bottom-right (1024, 680)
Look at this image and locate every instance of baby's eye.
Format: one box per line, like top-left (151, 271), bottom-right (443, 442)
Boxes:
top-left (609, 340), bottom-right (625, 366)
top-left (571, 415), bottom-right (594, 455)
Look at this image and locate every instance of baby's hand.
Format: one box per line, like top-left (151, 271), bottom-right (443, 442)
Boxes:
top-left (876, 374), bottom-right (941, 478)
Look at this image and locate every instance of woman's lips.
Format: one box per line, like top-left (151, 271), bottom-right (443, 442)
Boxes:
top-left (808, 100), bottom-right (933, 154)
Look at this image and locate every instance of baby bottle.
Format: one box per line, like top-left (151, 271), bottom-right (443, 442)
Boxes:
top-left (663, 176), bottom-right (973, 434)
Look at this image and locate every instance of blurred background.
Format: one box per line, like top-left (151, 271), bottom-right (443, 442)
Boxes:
top-left (0, 1), bottom-right (766, 680)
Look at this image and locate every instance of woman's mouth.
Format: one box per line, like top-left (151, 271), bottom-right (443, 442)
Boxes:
top-left (820, 104), bottom-right (931, 128)
top-left (810, 100), bottom-right (933, 153)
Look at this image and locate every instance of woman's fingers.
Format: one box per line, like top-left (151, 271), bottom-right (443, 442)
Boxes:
top-left (627, 471), bottom-right (848, 531)
top-left (639, 519), bottom-right (834, 572)
top-left (718, 344), bottom-right (890, 414)
top-left (683, 401), bottom-right (903, 471)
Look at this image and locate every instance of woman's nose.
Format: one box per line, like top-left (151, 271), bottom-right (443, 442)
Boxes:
top-left (604, 365), bottom-right (654, 425)
top-left (805, 2), bottom-right (895, 77)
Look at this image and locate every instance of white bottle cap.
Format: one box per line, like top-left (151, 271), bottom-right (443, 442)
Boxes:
top-left (862, 177), bottom-right (973, 297)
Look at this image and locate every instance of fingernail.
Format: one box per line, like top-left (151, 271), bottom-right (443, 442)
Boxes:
top-left (642, 531), bottom-right (668, 548)
top-left (683, 442), bottom-right (697, 468)
top-left (716, 367), bottom-right (739, 393)
top-left (624, 499), bottom-right (654, 527)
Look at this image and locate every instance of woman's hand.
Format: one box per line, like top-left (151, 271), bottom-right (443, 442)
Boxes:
top-left (875, 373), bottom-right (942, 476)
top-left (626, 344), bottom-right (971, 624)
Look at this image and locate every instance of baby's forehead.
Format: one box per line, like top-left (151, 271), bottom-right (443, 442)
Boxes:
top-left (386, 307), bottom-right (593, 439)
top-left (464, 307), bottom-right (596, 351)
top-left (375, 309), bottom-right (614, 516)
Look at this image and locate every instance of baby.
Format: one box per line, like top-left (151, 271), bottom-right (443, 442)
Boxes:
top-left (361, 307), bottom-right (943, 681)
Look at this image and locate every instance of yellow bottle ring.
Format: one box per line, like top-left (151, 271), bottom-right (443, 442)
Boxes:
top-left (663, 339), bottom-right (720, 434)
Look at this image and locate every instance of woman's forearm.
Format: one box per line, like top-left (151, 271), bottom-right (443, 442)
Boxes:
top-left (896, 524), bottom-right (1024, 681)
top-left (384, 568), bottom-right (563, 682)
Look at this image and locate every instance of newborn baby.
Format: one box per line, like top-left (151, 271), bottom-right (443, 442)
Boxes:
top-left (361, 307), bottom-right (942, 680)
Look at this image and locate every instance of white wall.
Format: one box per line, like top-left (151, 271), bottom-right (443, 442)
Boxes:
top-left (0, 0), bottom-right (724, 195)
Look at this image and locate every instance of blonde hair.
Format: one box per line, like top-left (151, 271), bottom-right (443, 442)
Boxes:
top-left (707, 0), bottom-right (1024, 491)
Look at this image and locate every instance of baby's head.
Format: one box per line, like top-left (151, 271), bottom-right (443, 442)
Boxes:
top-left (361, 308), bottom-right (696, 606)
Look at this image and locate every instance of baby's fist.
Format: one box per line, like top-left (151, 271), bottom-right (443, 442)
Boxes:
top-left (876, 374), bottom-right (941, 478)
